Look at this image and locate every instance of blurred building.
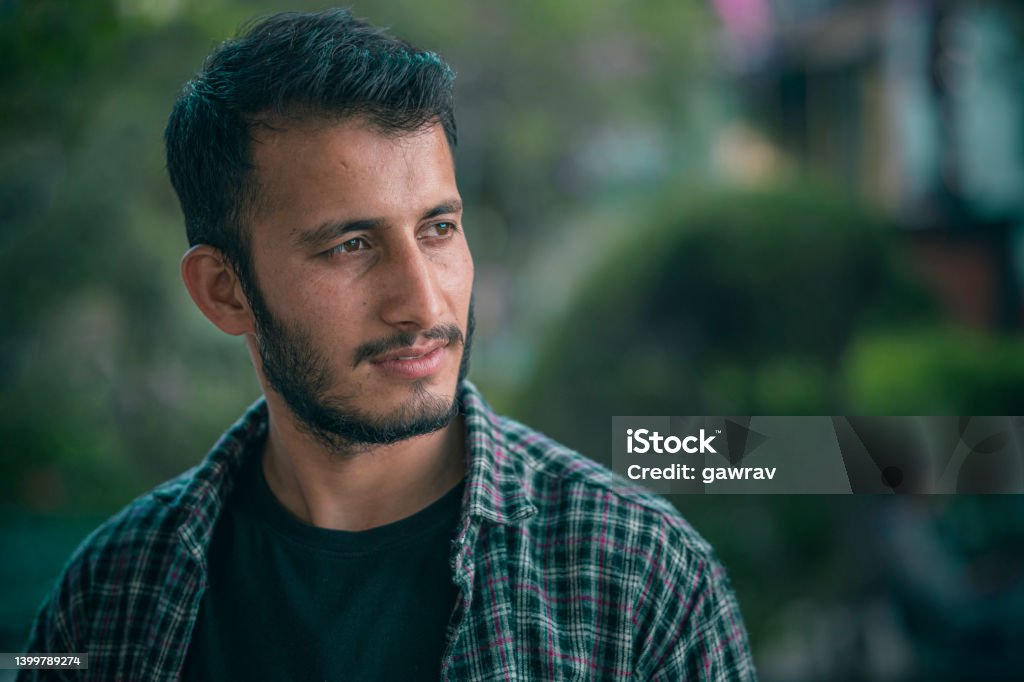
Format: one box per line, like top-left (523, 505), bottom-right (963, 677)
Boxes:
top-left (715, 0), bottom-right (1024, 329)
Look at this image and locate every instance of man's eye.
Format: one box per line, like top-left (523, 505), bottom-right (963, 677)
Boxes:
top-left (426, 222), bottom-right (458, 238)
top-left (327, 237), bottom-right (368, 256)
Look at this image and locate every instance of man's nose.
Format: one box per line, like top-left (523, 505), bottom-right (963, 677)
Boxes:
top-left (378, 241), bottom-right (446, 331)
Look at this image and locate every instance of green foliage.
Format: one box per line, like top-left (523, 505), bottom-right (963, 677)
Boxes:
top-left (0, 0), bottom-right (121, 137)
top-left (0, 2), bottom-right (263, 514)
top-left (0, 0), bottom-right (718, 517)
top-left (844, 329), bottom-right (1024, 414)
top-left (515, 185), bottom-right (939, 460)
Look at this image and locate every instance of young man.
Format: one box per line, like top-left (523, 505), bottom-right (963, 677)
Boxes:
top-left (23, 10), bottom-right (756, 681)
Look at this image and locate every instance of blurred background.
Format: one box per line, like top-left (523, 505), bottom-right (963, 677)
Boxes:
top-left (3, 0), bottom-right (1024, 679)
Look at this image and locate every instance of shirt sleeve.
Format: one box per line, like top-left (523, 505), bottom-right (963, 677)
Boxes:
top-left (17, 560), bottom-right (87, 682)
top-left (632, 520), bottom-right (758, 681)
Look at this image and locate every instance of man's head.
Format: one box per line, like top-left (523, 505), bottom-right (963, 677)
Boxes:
top-left (166, 10), bottom-right (473, 453)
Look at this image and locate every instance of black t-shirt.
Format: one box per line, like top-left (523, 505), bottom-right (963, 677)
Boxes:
top-left (181, 449), bottom-right (464, 682)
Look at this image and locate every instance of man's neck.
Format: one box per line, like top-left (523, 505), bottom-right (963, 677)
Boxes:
top-left (258, 398), bottom-right (466, 532)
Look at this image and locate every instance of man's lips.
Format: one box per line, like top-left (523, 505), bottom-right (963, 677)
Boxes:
top-left (369, 341), bottom-right (449, 380)
top-left (352, 323), bottom-right (464, 368)
top-left (370, 340), bottom-right (448, 363)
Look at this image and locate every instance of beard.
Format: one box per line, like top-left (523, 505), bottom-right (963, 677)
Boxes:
top-left (245, 277), bottom-right (474, 455)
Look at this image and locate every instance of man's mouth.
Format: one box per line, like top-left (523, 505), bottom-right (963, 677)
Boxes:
top-left (371, 340), bottom-right (448, 364)
top-left (369, 340), bottom-right (450, 380)
top-left (353, 323), bottom-right (464, 369)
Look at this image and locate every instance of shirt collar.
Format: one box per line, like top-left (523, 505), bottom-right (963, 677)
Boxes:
top-left (174, 380), bottom-right (536, 562)
top-left (458, 380), bottom-right (538, 526)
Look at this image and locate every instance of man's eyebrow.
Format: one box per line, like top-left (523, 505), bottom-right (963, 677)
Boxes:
top-left (422, 199), bottom-right (463, 220)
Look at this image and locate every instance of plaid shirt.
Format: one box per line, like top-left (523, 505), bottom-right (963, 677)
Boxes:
top-left (23, 381), bottom-right (756, 681)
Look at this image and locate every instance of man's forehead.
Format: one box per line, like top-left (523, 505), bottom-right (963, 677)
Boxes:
top-left (250, 113), bottom-right (445, 156)
top-left (245, 116), bottom-right (458, 237)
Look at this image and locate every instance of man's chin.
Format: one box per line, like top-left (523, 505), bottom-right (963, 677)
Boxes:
top-left (293, 385), bottom-right (460, 451)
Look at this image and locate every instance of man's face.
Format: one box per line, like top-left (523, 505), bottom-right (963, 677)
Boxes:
top-left (242, 119), bottom-right (474, 452)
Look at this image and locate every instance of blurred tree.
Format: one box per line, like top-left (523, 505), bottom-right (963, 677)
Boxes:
top-left (514, 185), bottom-right (938, 462)
top-left (0, 0), bottom-right (718, 512)
top-left (0, 0), bottom-right (263, 511)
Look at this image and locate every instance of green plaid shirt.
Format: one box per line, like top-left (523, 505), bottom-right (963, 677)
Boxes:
top-left (23, 381), bottom-right (756, 681)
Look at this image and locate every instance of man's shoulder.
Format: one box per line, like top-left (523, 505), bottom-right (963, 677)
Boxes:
top-left (64, 398), bottom-right (262, 575)
top-left (61, 467), bottom-right (202, 578)
top-left (493, 412), bottom-right (714, 557)
top-left (20, 463), bottom-right (227, 671)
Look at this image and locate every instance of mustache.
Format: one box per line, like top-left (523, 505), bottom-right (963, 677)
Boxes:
top-left (352, 323), bottom-right (465, 368)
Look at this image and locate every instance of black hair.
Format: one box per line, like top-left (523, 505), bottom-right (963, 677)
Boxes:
top-left (164, 9), bottom-right (457, 298)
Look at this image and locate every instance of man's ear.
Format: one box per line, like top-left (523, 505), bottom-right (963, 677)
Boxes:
top-left (180, 245), bottom-right (255, 336)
